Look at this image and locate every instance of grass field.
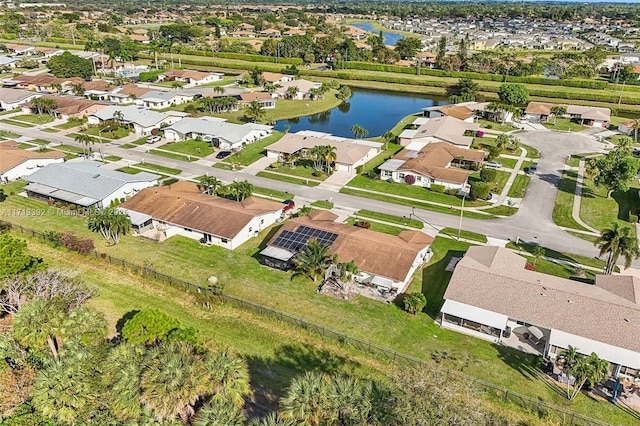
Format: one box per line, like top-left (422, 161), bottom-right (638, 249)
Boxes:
top-left (356, 209), bottom-right (423, 229)
top-left (269, 163), bottom-right (328, 181)
top-left (1, 118), bottom-right (31, 127)
top-left (222, 131), bottom-right (284, 166)
top-left (310, 200), bottom-right (334, 209)
top-left (54, 117), bottom-right (86, 129)
top-left (148, 149), bottom-right (198, 162)
top-left (256, 171), bottom-right (321, 187)
top-left (477, 119), bottom-right (515, 132)
top-left (580, 176), bottom-right (640, 231)
top-left (0, 129), bottom-right (20, 139)
top-left (11, 113), bottom-right (55, 125)
top-left (482, 205), bottom-right (519, 216)
top-left (439, 227), bottom-right (488, 243)
top-left (116, 166), bottom-right (143, 174)
top-left (82, 125), bottom-right (130, 140)
top-left (159, 139), bottom-right (214, 157)
top-left (252, 186), bottom-right (292, 201)
top-left (542, 118), bottom-right (588, 133)
top-left (133, 162), bottom-right (182, 175)
top-left (104, 155), bottom-right (122, 162)
top-left (55, 144), bottom-right (85, 154)
top-left (507, 175), bottom-right (532, 198)
top-left (552, 170), bottom-right (590, 232)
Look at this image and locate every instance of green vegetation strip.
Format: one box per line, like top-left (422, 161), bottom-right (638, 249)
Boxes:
top-left (11, 114), bottom-right (54, 125)
top-left (56, 144), bottom-right (85, 154)
top-left (104, 156), bottom-right (122, 162)
top-left (256, 171), bottom-right (321, 187)
top-left (1, 119), bottom-right (31, 127)
top-left (116, 167), bottom-right (142, 174)
top-left (356, 209), bottom-right (423, 229)
top-left (481, 205), bottom-right (518, 216)
top-left (159, 139), bottom-right (214, 157)
top-left (507, 175), bottom-right (532, 198)
top-left (580, 175), bottom-right (640, 231)
top-left (148, 149), bottom-right (198, 162)
top-left (0, 130), bottom-right (20, 139)
top-left (552, 170), bottom-right (590, 232)
top-left (252, 186), bottom-right (292, 201)
top-left (344, 217), bottom-right (405, 235)
top-left (520, 143), bottom-right (541, 159)
top-left (223, 131), bottom-right (284, 166)
top-left (133, 163), bottom-right (181, 175)
top-left (506, 241), bottom-right (608, 271)
top-left (439, 227), bottom-right (488, 243)
top-left (310, 200), bottom-right (334, 209)
top-left (120, 144), bottom-right (136, 149)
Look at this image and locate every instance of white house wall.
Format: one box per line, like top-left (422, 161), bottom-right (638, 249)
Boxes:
top-left (0, 157), bottom-right (64, 182)
top-left (103, 181), bottom-right (158, 207)
top-left (1, 94), bottom-right (40, 111)
top-left (384, 170), bottom-right (464, 190)
top-left (548, 329), bottom-right (640, 369)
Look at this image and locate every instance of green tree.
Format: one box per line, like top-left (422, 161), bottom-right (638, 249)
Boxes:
top-left (30, 97), bottom-right (57, 116)
top-left (285, 85), bottom-right (299, 100)
top-left (351, 124), bottom-right (368, 139)
top-left (394, 36), bottom-right (422, 59)
top-left (586, 144), bottom-right (638, 198)
top-left (292, 240), bottom-right (336, 283)
top-left (121, 309), bottom-right (181, 344)
top-left (550, 105), bottom-right (567, 125)
top-left (382, 130), bottom-right (396, 150)
top-left (192, 399), bottom-right (246, 426)
top-left (0, 188), bottom-right (6, 202)
top-left (244, 100), bottom-right (266, 123)
top-left (102, 342), bottom-right (147, 422)
top-left (479, 167), bottom-right (496, 183)
top-left (249, 67), bottom-right (265, 86)
top-left (87, 208), bottom-right (131, 244)
top-left (497, 83), bottom-right (529, 105)
top-left (532, 246), bottom-right (545, 266)
top-left (435, 35), bottom-right (447, 69)
top-left (48, 52), bottom-right (93, 79)
top-left (469, 181), bottom-right (490, 200)
top-left (596, 222), bottom-right (640, 275)
top-left (568, 353), bottom-right (609, 401)
top-left (403, 292), bottom-right (427, 315)
top-left (335, 85), bottom-right (351, 101)
top-left (199, 175), bottom-right (223, 195)
top-left (447, 77), bottom-right (479, 103)
top-left (74, 133), bottom-right (93, 157)
top-left (0, 234), bottom-right (43, 279)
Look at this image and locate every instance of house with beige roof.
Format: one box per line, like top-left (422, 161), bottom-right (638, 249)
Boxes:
top-left (236, 92), bottom-right (275, 109)
top-left (120, 181), bottom-right (285, 250)
top-left (273, 79), bottom-right (322, 100)
top-left (379, 142), bottom-right (484, 190)
top-left (157, 69), bottom-right (224, 88)
top-left (22, 95), bottom-right (108, 120)
top-left (260, 210), bottom-right (433, 293)
top-left (422, 102), bottom-right (486, 123)
top-left (261, 72), bottom-right (295, 84)
top-left (441, 246), bottom-right (640, 378)
top-left (398, 115), bottom-right (479, 148)
top-left (0, 141), bottom-right (64, 183)
top-left (524, 102), bottom-right (610, 128)
top-left (0, 87), bottom-right (41, 111)
top-left (266, 131), bottom-right (382, 173)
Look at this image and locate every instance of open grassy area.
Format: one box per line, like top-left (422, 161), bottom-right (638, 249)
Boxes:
top-left (552, 170), bottom-right (590, 232)
top-left (506, 241), bottom-right (608, 272)
top-left (1, 118), bottom-right (32, 127)
top-left (148, 149), bottom-right (198, 162)
top-left (507, 174), bottom-right (532, 198)
top-left (477, 119), bottom-right (515, 132)
top-left (580, 175), bottom-right (640, 231)
top-left (347, 176), bottom-right (489, 207)
top-left (542, 118), bottom-right (588, 133)
top-left (256, 171), bottom-right (321, 187)
top-left (482, 205), bottom-right (519, 216)
top-left (470, 169), bottom-right (510, 195)
top-left (222, 131), bottom-right (284, 166)
top-left (356, 209), bottom-right (423, 229)
top-left (131, 136), bottom-right (150, 145)
top-left (55, 144), bottom-right (85, 154)
top-left (41, 128), bottom-right (60, 133)
top-left (116, 166), bottom-right (143, 174)
top-left (160, 139), bottom-right (214, 157)
top-left (498, 157), bottom-right (518, 169)
top-left (252, 186), bottom-right (292, 201)
top-left (268, 162), bottom-right (328, 181)
top-left (120, 143), bottom-right (137, 149)
top-left (310, 200), bottom-right (334, 209)
top-left (104, 155), bottom-right (122, 162)
top-left (340, 187), bottom-right (494, 220)
top-left (0, 129), bottom-right (20, 139)
top-left (11, 113), bottom-right (55, 125)
top-left (54, 117), bottom-right (86, 129)
top-left (82, 125), bottom-right (130, 140)
top-left (344, 217), bottom-right (405, 235)
top-left (133, 162), bottom-right (182, 175)
top-left (439, 227), bottom-right (488, 243)
top-left (520, 143), bottom-right (541, 159)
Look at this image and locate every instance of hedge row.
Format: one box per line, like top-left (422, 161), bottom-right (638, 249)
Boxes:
top-left (215, 52), bottom-right (302, 65)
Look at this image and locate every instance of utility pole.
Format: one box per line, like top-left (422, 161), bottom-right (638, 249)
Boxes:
top-left (618, 80), bottom-right (625, 109)
top-left (457, 193), bottom-right (466, 240)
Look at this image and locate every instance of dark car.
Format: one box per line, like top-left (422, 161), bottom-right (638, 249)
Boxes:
top-left (484, 193), bottom-right (493, 201)
top-left (526, 165), bottom-right (538, 175)
top-left (216, 151), bottom-right (232, 159)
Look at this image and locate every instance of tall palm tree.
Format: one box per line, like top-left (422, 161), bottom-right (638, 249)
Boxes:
top-left (74, 133), bottom-right (93, 157)
top-left (199, 176), bottom-right (223, 195)
top-left (249, 412), bottom-right (295, 426)
top-left (281, 371), bottom-right (330, 425)
top-left (382, 130), bottom-right (395, 150)
top-left (103, 343), bottom-right (147, 422)
top-left (213, 85), bottom-right (225, 96)
top-left (291, 240), bottom-right (337, 283)
top-left (351, 124), bottom-right (368, 139)
top-left (244, 100), bottom-right (266, 123)
top-left (569, 353), bottom-right (609, 400)
top-left (595, 222), bottom-right (640, 274)
top-left (550, 105), bottom-right (567, 125)
top-left (112, 110), bottom-right (124, 126)
top-left (11, 299), bottom-right (67, 360)
top-left (192, 399), bottom-right (246, 426)
top-left (324, 144), bottom-right (337, 174)
top-left (286, 85), bottom-right (299, 100)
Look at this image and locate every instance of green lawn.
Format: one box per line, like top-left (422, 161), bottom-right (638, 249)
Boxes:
top-left (133, 162), bottom-right (182, 175)
top-left (41, 128), bottom-right (60, 133)
top-left (580, 176), bottom-right (640, 231)
top-left (310, 200), bottom-right (334, 209)
top-left (256, 171), bottom-right (321, 187)
top-left (82, 126), bottom-right (130, 140)
top-left (252, 186), bottom-right (292, 201)
top-left (148, 149), bottom-right (198, 162)
top-left (552, 170), bottom-right (590, 231)
top-left (347, 176), bottom-right (488, 208)
top-left (0, 129), bottom-right (20, 139)
top-left (55, 144), bottom-right (85, 154)
top-left (438, 227), bottom-right (488, 243)
top-left (498, 157), bottom-right (518, 169)
top-left (520, 143), bottom-right (541, 159)
top-left (542, 118), bottom-right (588, 133)
top-left (159, 139), bottom-right (214, 157)
top-left (11, 113), bottom-right (55, 125)
top-left (104, 155), bottom-right (122, 162)
top-left (344, 217), bottom-right (405, 235)
top-left (359, 143), bottom-right (404, 174)
top-left (131, 136), bottom-right (150, 145)
top-left (566, 155), bottom-right (582, 168)
top-left (507, 175), bottom-right (531, 198)
top-left (117, 167), bottom-right (142, 174)
top-left (356, 209), bottom-right (423, 229)
top-left (55, 117), bottom-right (86, 129)
top-left (482, 205), bottom-right (518, 216)
top-left (120, 144), bottom-right (137, 149)
top-left (1, 119), bottom-right (32, 127)
top-left (506, 241), bottom-right (608, 272)
top-left (16, 143), bottom-right (34, 149)
top-left (477, 119), bottom-right (515, 132)
top-left (222, 131), bottom-right (284, 166)
top-left (268, 162), bottom-right (327, 181)
top-left (340, 187), bottom-right (494, 220)
top-left (469, 169), bottom-right (510, 195)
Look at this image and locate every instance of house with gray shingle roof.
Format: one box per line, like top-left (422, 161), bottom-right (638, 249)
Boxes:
top-left (24, 160), bottom-right (159, 208)
top-left (0, 88), bottom-right (41, 111)
top-left (87, 105), bottom-right (188, 135)
top-left (164, 116), bottom-right (272, 150)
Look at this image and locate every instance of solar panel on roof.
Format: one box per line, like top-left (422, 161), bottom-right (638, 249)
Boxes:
top-left (272, 225), bottom-right (338, 253)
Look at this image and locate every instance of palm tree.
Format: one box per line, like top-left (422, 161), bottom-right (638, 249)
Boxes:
top-left (532, 246), bottom-right (545, 266)
top-left (112, 110), bottom-right (124, 127)
top-left (75, 133), bottom-right (93, 157)
top-left (213, 86), bottom-right (225, 96)
top-left (569, 353), bottom-right (609, 400)
top-left (382, 130), bottom-right (395, 150)
top-left (550, 105), bottom-right (567, 125)
top-left (244, 100), bottom-right (266, 123)
top-left (11, 299), bottom-right (66, 360)
top-left (595, 222), bottom-right (640, 274)
top-left (264, 83), bottom-right (277, 94)
top-left (281, 371), bottom-right (330, 425)
top-left (286, 85), bottom-right (299, 100)
top-left (199, 176), bottom-right (223, 195)
top-left (192, 399), bottom-right (246, 426)
top-left (336, 85), bottom-right (351, 101)
top-left (291, 240), bottom-right (337, 283)
top-left (249, 413), bottom-right (295, 426)
top-left (339, 260), bottom-right (359, 283)
top-left (630, 118), bottom-right (640, 143)
top-left (324, 144), bottom-right (337, 174)
top-left (351, 124), bottom-right (368, 139)
top-left (103, 343), bottom-right (147, 422)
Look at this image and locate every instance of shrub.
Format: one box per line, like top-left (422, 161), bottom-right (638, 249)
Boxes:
top-left (480, 168), bottom-right (497, 183)
top-left (162, 178), bottom-right (179, 186)
top-left (445, 188), bottom-right (458, 195)
top-left (470, 181), bottom-right (490, 200)
top-left (404, 174), bottom-right (416, 185)
top-left (270, 162), bottom-right (279, 169)
top-left (44, 231), bottom-right (62, 248)
top-left (355, 165), bottom-right (364, 175)
top-left (355, 220), bottom-right (371, 229)
top-left (403, 292), bottom-right (427, 315)
top-left (430, 184), bottom-right (446, 193)
top-left (476, 130), bottom-right (484, 138)
top-left (60, 231), bottom-right (94, 254)
top-left (485, 124), bottom-right (493, 129)
top-left (312, 170), bottom-right (324, 177)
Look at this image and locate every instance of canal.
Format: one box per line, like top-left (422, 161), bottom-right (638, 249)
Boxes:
top-left (350, 22), bottom-right (404, 46)
top-left (274, 88), bottom-right (447, 138)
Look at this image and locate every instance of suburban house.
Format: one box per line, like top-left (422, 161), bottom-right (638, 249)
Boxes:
top-left (343, 25), bottom-right (369, 40)
top-left (440, 246), bottom-right (640, 378)
top-left (260, 210), bottom-right (434, 294)
top-left (259, 28), bottom-right (281, 38)
top-left (4, 44), bottom-right (36, 55)
top-left (379, 141), bottom-right (485, 191)
top-left (0, 87), bottom-right (41, 111)
top-left (266, 131), bottom-right (382, 173)
top-left (157, 69), bottom-right (224, 87)
top-left (163, 116), bottom-right (273, 150)
top-left (88, 105), bottom-right (188, 135)
top-left (273, 79), bottom-right (322, 100)
top-left (422, 102), bottom-right (486, 123)
top-left (24, 160), bottom-right (159, 209)
top-left (618, 120), bottom-right (639, 136)
top-left (236, 92), bottom-right (276, 109)
top-left (9, 75), bottom-right (85, 93)
top-left (136, 90), bottom-right (193, 109)
top-left (22, 95), bottom-right (109, 120)
top-left (524, 102), bottom-right (611, 127)
top-left (398, 116), bottom-right (479, 148)
top-left (119, 181), bottom-right (285, 250)
top-left (261, 72), bottom-right (295, 84)
top-left (107, 84), bottom-right (151, 104)
top-left (0, 56), bottom-right (20, 68)
top-left (0, 140), bottom-right (64, 183)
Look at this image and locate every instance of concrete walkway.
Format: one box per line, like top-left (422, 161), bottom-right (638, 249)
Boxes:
top-left (571, 159), bottom-right (600, 234)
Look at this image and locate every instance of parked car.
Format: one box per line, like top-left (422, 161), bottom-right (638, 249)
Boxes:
top-left (216, 150), bottom-right (232, 159)
top-left (484, 193), bottom-right (493, 201)
top-left (485, 161), bottom-right (502, 168)
top-left (282, 199), bottom-right (295, 213)
top-left (526, 165), bottom-right (538, 175)
top-left (202, 135), bottom-right (213, 142)
top-left (146, 135), bottom-right (161, 144)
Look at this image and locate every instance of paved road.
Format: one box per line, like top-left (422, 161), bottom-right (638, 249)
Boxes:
top-left (7, 123), bottom-right (625, 263)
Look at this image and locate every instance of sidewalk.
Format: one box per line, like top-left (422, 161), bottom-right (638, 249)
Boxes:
top-left (571, 159), bottom-right (600, 234)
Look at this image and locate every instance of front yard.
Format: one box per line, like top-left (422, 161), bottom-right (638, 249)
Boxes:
top-left (159, 139), bottom-right (214, 157)
top-left (580, 176), bottom-right (640, 231)
top-left (81, 125), bottom-right (131, 140)
top-left (542, 118), bottom-right (588, 133)
top-left (222, 131), bottom-right (284, 166)
top-left (11, 113), bottom-right (55, 125)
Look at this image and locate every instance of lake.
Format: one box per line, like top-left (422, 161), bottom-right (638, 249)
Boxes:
top-left (350, 22), bottom-right (404, 46)
top-left (274, 88), bottom-right (447, 138)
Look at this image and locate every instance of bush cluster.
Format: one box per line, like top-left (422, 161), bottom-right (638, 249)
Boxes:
top-left (60, 231), bottom-right (94, 254)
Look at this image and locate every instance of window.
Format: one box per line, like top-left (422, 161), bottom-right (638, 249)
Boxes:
top-left (260, 219), bottom-right (264, 224)
top-left (248, 227), bottom-right (252, 232)
top-left (382, 170), bottom-right (392, 177)
top-left (398, 173), bottom-right (405, 179)
top-left (221, 238), bottom-right (228, 243)
top-left (416, 176), bottom-right (422, 181)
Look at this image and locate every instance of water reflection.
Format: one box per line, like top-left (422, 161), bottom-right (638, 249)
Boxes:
top-left (337, 102), bottom-right (351, 113)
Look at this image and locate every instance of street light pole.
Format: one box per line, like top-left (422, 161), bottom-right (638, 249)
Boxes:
top-left (457, 193), bottom-right (466, 240)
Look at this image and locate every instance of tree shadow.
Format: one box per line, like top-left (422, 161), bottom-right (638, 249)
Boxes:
top-left (251, 223), bottom-right (284, 263)
top-left (612, 188), bottom-right (640, 222)
top-left (493, 343), bottom-right (544, 381)
top-left (419, 248), bottom-right (467, 319)
top-left (536, 172), bottom-right (561, 188)
top-left (114, 310), bottom-right (139, 339)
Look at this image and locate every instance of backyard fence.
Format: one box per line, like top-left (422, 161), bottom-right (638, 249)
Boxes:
top-left (1, 220), bottom-right (620, 426)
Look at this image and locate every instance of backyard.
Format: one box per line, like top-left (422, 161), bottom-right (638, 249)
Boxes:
top-left (580, 175), bottom-right (640, 231)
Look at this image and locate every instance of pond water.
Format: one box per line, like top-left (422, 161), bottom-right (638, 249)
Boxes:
top-left (274, 88), bottom-right (447, 138)
top-left (350, 22), bottom-right (404, 46)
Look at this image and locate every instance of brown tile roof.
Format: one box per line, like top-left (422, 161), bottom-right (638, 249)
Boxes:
top-left (524, 101), bottom-right (554, 115)
top-left (412, 116), bottom-right (479, 147)
top-left (0, 140), bottom-right (64, 174)
top-left (161, 69), bottom-right (215, 80)
top-left (444, 246), bottom-right (640, 353)
top-left (391, 142), bottom-right (484, 184)
top-left (262, 72), bottom-right (291, 83)
top-left (439, 105), bottom-right (475, 121)
top-left (120, 182), bottom-right (284, 239)
top-left (83, 80), bottom-right (111, 92)
top-left (116, 84), bottom-right (151, 98)
top-left (238, 92), bottom-right (272, 102)
top-left (269, 213), bottom-right (433, 282)
top-left (28, 95), bottom-right (107, 115)
top-left (267, 133), bottom-right (377, 165)
top-left (13, 74), bottom-right (84, 88)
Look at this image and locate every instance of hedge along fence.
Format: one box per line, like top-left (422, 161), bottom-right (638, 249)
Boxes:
top-left (138, 53), bottom-right (288, 74)
top-left (179, 49), bottom-right (303, 65)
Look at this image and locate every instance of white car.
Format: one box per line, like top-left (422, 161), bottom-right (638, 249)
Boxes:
top-left (485, 161), bottom-right (502, 168)
top-left (146, 135), bottom-right (161, 144)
